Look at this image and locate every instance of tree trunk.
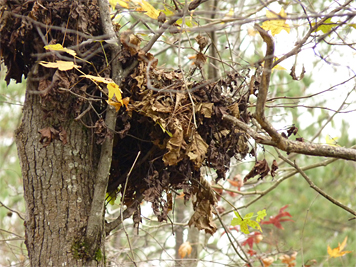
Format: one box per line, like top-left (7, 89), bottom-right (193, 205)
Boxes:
top-left (15, 71), bottom-right (103, 266)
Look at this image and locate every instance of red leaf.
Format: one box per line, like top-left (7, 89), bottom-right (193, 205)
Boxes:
top-left (260, 205), bottom-right (294, 229)
top-left (247, 249), bottom-right (257, 256)
top-left (242, 232), bottom-right (262, 249)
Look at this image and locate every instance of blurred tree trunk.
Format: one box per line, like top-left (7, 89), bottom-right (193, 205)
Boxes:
top-left (175, 198), bottom-right (185, 266)
top-left (15, 70), bottom-right (103, 266)
top-left (186, 227), bottom-right (200, 267)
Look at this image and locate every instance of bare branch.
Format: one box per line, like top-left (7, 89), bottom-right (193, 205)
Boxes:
top-left (277, 153), bottom-right (356, 217)
top-left (222, 114), bottom-right (356, 161)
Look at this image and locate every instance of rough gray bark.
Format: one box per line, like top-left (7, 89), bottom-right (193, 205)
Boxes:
top-left (15, 71), bottom-right (102, 266)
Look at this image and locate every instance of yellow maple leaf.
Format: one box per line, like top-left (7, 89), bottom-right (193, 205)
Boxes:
top-left (80, 75), bottom-right (126, 112)
top-left (132, 0), bottom-right (159, 19)
top-left (44, 44), bottom-right (76, 56)
top-left (327, 237), bottom-right (352, 258)
top-left (107, 82), bottom-right (122, 102)
top-left (261, 8), bottom-right (290, 36)
top-left (109, 0), bottom-right (129, 9)
top-left (39, 60), bottom-right (81, 71)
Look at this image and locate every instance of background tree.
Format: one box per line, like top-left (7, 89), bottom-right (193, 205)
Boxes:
top-left (0, 0), bottom-right (355, 266)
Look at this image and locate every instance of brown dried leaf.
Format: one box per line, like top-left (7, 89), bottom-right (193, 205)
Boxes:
top-left (187, 132), bottom-right (208, 169)
top-left (228, 102), bottom-right (240, 119)
top-left (244, 159), bottom-right (270, 182)
top-left (270, 159), bottom-right (278, 178)
top-left (188, 199), bottom-right (217, 234)
top-left (188, 177), bottom-right (217, 234)
top-left (163, 119), bottom-right (184, 166)
top-left (290, 64), bottom-right (306, 81)
top-left (287, 125), bottom-right (298, 137)
top-left (197, 102), bottom-right (214, 118)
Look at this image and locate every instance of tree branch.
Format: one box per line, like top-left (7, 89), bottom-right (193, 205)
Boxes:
top-left (222, 114), bottom-right (356, 161)
top-left (278, 153), bottom-right (356, 217)
top-left (253, 24), bottom-right (288, 150)
top-left (85, 0), bottom-right (122, 252)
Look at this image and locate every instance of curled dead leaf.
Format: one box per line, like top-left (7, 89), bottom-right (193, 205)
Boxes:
top-left (270, 159), bottom-right (278, 178)
top-left (244, 159), bottom-right (270, 182)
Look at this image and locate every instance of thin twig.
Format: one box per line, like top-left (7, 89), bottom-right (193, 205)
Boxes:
top-left (119, 151), bottom-right (141, 267)
top-left (277, 150), bottom-right (356, 217)
top-left (0, 201), bottom-right (25, 221)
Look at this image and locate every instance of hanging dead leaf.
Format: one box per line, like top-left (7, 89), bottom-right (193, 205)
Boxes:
top-left (188, 177), bottom-right (217, 234)
top-left (187, 132), bottom-right (208, 169)
top-left (287, 125), bottom-right (298, 137)
top-left (244, 159), bottom-right (270, 182)
top-left (188, 198), bottom-right (217, 234)
top-left (290, 64), bottom-right (306, 80)
top-left (270, 159), bottom-right (278, 178)
top-left (178, 242), bottom-right (192, 258)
